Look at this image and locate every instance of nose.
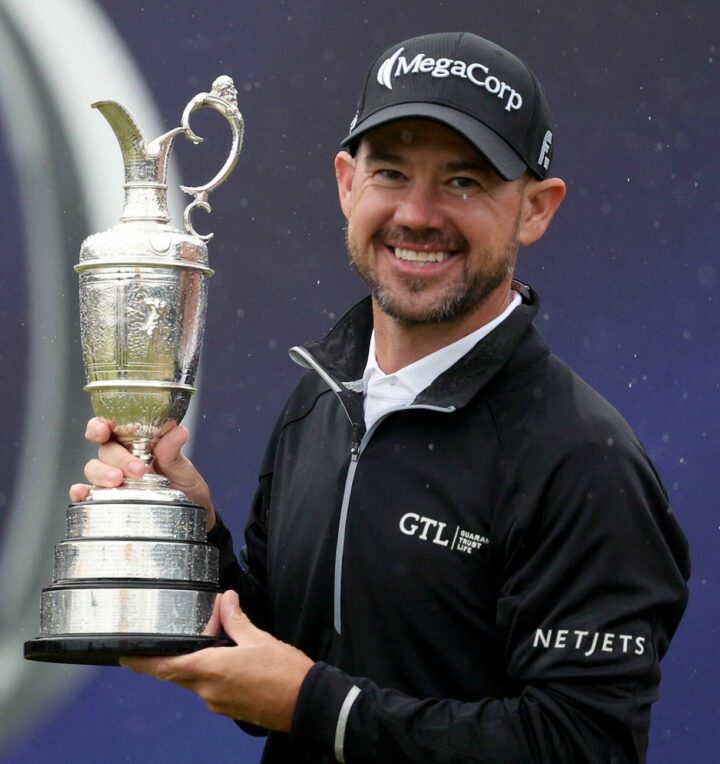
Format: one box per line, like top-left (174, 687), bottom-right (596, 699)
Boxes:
top-left (392, 181), bottom-right (446, 230)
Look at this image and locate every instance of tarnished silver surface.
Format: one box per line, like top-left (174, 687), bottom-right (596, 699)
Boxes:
top-left (39, 588), bottom-right (222, 636)
top-left (86, 479), bottom-right (193, 505)
top-left (67, 503), bottom-right (206, 541)
top-left (76, 75), bottom-right (243, 472)
top-left (78, 264), bottom-right (207, 449)
top-left (53, 540), bottom-right (217, 583)
top-left (27, 80), bottom-right (243, 661)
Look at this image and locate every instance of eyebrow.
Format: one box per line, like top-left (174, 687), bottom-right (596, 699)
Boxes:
top-left (443, 159), bottom-right (493, 176)
top-left (363, 151), bottom-right (492, 177)
top-left (363, 150), bottom-right (405, 165)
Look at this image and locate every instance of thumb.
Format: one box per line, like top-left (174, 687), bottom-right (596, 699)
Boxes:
top-left (152, 426), bottom-right (213, 514)
top-left (152, 425), bottom-right (190, 477)
top-left (220, 589), bottom-right (256, 643)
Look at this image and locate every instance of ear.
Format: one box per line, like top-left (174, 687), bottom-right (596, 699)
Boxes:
top-left (516, 177), bottom-right (566, 246)
top-left (334, 151), bottom-right (355, 220)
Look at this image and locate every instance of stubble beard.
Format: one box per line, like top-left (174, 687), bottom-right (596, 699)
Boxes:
top-left (346, 223), bottom-right (520, 327)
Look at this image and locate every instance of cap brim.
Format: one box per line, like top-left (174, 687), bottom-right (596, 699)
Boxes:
top-left (340, 103), bottom-right (527, 181)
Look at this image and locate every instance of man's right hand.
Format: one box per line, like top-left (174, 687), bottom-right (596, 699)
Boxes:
top-left (69, 417), bottom-right (216, 531)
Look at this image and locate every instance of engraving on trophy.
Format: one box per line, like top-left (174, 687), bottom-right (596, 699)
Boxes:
top-left (25, 77), bottom-right (245, 665)
top-left (138, 297), bottom-right (167, 338)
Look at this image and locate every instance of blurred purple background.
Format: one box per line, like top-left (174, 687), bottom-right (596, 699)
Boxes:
top-left (1, 1), bottom-right (717, 761)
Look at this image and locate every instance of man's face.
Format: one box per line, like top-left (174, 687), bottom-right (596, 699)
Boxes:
top-left (336, 120), bottom-right (527, 327)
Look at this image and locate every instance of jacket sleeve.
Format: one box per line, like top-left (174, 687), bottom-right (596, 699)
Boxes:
top-left (207, 471), bottom-right (272, 632)
top-left (207, 476), bottom-right (273, 741)
top-left (288, 440), bottom-right (690, 763)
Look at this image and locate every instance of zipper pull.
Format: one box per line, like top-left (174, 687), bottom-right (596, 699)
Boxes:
top-left (350, 423), bottom-right (362, 461)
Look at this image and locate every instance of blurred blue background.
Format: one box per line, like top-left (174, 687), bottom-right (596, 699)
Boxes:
top-left (0, 0), bottom-right (717, 761)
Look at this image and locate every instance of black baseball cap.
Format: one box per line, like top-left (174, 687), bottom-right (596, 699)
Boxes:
top-left (341, 32), bottom-right (555, 180)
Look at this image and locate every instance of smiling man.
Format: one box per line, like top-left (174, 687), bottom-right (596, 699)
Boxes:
top-left (336, 118), bottom-right (563, 369)
top-left (73, 33), bottom-right (689, 763)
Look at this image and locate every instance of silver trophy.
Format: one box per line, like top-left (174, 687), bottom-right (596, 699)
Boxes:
top-left (24, 77), bottom-right (244, 665)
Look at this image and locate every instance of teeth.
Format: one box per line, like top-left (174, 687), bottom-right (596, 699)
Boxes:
top-left (394, 248), bottom-right (451, 264)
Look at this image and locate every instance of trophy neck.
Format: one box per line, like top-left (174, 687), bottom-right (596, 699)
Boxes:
top-left (121, 182), bottom-right (172, 223)
top-left (119, 438), bottom-right (175, 493)
top-left (124, 436), bottom-right (156, 467)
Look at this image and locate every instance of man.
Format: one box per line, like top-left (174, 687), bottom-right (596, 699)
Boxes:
top-left (71, 33), bottom-right (689, 762)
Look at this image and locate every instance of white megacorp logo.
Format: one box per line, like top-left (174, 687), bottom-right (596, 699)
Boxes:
top-left (376, 47), bottom-right (523, 112)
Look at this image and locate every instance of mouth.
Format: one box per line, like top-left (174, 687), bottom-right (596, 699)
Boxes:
top-left (393, 247), bottom-right (454, 265)
top-left (393, 247), bottom-right (453, 265)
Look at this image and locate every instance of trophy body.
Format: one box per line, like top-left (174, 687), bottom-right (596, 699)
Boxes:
top-left (24, 78), bottom-right (244, 665)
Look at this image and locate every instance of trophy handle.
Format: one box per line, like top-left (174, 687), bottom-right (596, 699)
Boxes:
top-left (178, 76), bottom-right (245, 242)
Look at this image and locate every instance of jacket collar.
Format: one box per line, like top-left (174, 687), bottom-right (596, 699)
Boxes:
top-left (291, 280), bottom-right (547, 411)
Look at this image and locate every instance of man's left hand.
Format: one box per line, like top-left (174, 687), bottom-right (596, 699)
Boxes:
top-left (120, 590), bottom-right (314, 731)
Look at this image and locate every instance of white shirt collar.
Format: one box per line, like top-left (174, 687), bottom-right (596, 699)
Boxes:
top-left (362, 290), bottom-right (522, 429)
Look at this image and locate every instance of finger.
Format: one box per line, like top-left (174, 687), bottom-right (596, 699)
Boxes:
top-left (83, 458), bottom-right (126, 488)
top-left (97, 441), bottom-right (146, 479)
top-left (69, 483), bottom-right (91, 503)
top-left (151, 427), bottom-right (214, 517)
top-left (154, 423), bottom-right (188, 456)
top-left (219, 590), bottom-right (256, 643)
top-left (119, 654), bottom-right (186, 680)
top-left (152, 425), bottom-right (189, 474)
top-left (221, 588), bottom-right (241, 617)
top-left (84, 417), bottom-right (113, 444)
top-left (120, 652), bottom-right (202, 685)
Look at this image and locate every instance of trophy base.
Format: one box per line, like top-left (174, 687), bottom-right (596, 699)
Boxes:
top-left (24, 634), bottom-right (233, 666)
top-left (26, 491), bottom-right (229, 667)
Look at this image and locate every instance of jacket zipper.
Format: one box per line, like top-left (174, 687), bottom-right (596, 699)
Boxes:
top-left (333, 404), bottom-right (457, 633)
top-left (350, 423), bottom-right (362, 461)
top-left (289, 345), bottom-right (455, 633)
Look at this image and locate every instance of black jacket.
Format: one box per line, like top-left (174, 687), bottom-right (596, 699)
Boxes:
top-left (210, 283), bottom-right (690, 763)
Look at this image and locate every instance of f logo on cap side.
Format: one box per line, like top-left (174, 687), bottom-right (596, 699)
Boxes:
top-left (538, 130), bottom-right (553, 170)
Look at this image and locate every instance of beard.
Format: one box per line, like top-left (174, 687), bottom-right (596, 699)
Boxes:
top-left (346, 222), bottom-right (519, 327)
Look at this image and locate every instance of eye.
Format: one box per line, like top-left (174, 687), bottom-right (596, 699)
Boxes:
top-left (377, 168), bottom-right (405, 182)
top-left (373, 167), bottom-right (405, 185)
top-left (449, 176), bottom-right (480, 190)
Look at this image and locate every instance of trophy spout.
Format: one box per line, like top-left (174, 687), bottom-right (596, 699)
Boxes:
top-left (93, 100), bottom-right (184, 223)
top-left (92, 79), bottom-right (243, 233)
top-left (92, 101), bottom-right (148, 169)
